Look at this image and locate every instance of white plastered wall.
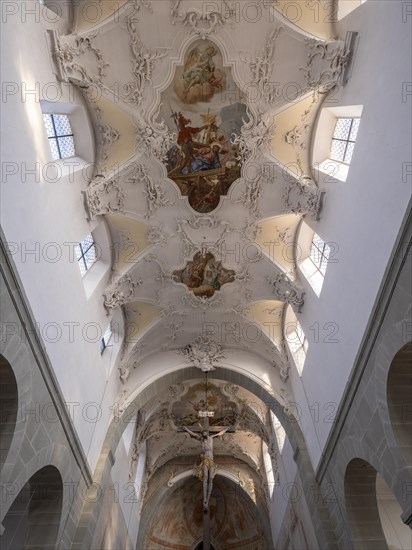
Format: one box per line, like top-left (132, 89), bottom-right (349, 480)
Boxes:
top-left (285, 0), bottom-right (412, 468)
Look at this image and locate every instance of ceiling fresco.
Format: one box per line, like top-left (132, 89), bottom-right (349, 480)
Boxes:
top-left (172, 250), bottom-right (236, 297)
top-left (160, 39), bottom-right (246, 213)
top-left (50, 0), bottom-right (357, 545)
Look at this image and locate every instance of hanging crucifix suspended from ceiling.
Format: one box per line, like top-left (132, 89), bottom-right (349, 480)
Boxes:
top-left (181, 373), bottom-right (234, 512)
top-left (183, 425), bottom-right (230, 512)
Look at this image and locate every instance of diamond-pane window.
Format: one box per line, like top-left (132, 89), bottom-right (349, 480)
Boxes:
top-left (43, 114), bottom-right (75, 160)
top-left (330, 118), bottom-right (360, 164)
top-left (310, 234), bottom-right (330, 277)
top-left (286, 320), bottom-right (308, 356)
top-left (75, 234), bottom-right (97, 276)
top-left (100, 323), bottom-right (113, 354)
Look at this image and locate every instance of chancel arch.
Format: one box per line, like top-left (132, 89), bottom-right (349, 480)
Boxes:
top-left (73, 363), bottom-right (338, 549)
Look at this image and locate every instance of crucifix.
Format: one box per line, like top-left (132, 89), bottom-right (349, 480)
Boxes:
top-left (179, 375), bottom-right (235, 550)
top-left (183, 425), bottom-right (230, 511)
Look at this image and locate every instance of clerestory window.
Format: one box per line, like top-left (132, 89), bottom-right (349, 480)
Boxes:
top-left (330, 118), bottom-right (361, 165)
top-left (43, 114), bottom-right (75, 160)
top-left (75, 234), bottom-right (97, 276)
top-left (286, 318), bottom-right (308, 376)
top-left (100, 323), bottom-right (113, 354)
top-left (310, 234), bottom-right (331, 277)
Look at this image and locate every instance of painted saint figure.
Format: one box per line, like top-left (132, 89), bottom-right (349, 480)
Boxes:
top-left (184, 427), bottom-right (230, 511)
top-left (182, 45), bottom-right (220, 98)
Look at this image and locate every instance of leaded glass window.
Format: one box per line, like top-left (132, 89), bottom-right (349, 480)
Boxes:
top-left (100, 323), bottom-right (113, 354)
top-left (43, 114), bottom-right (75, 160)
top-left (330, 118), bottom-right (360, 164)
top-left (310, 234), bottom-right (330, 277)
top-left (75, 234), bottom-right (97, 276)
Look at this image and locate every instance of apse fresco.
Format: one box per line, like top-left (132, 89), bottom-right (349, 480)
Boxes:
top-left (172, 251), bottom-right (235, 297)
top-left (172, 382), bottom-right (237, 428)
top-left (145, 478), bottom-right (266, 549)
top-left (160, 40), bottom-right (246, 213)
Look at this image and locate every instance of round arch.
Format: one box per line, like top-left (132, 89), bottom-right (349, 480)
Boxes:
top-left (344, 458), bottom-right (388, 549)
top-left (345, 458), bottom-right (411, 550)
top-left (387, 342), bottom-right (412, 466)
top-left (0, 355), bottom-right (18, 469)
top-left (74, 365), bottom-right (338, 549)
top-left (1, 465), bottom-right (63, 550)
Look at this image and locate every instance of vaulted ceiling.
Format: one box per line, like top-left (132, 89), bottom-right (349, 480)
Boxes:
top-left (48, 1), bottom-right (354, 545)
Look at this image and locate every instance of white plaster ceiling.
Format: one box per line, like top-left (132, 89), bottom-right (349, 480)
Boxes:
top-left (52, 0), bottom-right (351, 504)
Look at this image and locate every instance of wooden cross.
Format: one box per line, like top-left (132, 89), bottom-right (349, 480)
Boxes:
top-left (179, 421), bottom-right (234, 550)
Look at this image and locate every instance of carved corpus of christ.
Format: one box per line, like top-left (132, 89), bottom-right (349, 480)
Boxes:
top-left (184, 426), bottom-right (229, 511)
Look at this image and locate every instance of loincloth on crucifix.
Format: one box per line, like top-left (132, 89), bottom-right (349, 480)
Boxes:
top-left (194, 455), bottom-right (217, 479)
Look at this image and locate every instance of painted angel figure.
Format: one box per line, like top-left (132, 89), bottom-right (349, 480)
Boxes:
top-left (181, 45), bottom-right (223, 100)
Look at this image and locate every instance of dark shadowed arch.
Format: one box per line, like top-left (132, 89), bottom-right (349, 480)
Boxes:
top-left (387, 342), bottom-right (412, 466)
top-left (1, 464), bottom-right (63, 550)
top-left (344, 458), bottom-right (388, 550)
top-left (0, 354), bottom-right (18, 468)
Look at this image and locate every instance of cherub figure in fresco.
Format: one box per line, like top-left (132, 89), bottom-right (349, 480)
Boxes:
top-left (184, 427), bottom-right (230, 511)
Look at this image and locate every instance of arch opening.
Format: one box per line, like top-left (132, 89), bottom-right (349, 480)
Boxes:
top-left (0, 355), bottom-right (18, 469)
top-left (345, 458), bottom-right (410, 550)
top-left (387, 342), bottom-right (412, 466)
top-left (1, 465), bottom-right (63, 550)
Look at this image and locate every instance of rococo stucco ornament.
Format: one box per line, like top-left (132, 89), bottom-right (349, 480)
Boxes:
top-left (135, 110), bottom-right (176, 163)
top-left (54, 31), bottom-right (109, 86)
top-left (241, 26), bottom-right (284, 104)
top-left (171, 0), bottom-right (235, 38)
top-left (124, 14), bottom-right (168, 105)
top-left (266, 272), bottom-right (305, 313)
top-left (282, 176), bottom-right (325, 221)
top-left (231, 108), bottom-right (276, 163)
top-left (85, 174), bottom-right (127, 217)
top-left (103, 274), bottom-right (143, 311)
top-left (301, 38), bottom-right (350, 93)
top-left (178, 336), bottom-right (225, 372)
